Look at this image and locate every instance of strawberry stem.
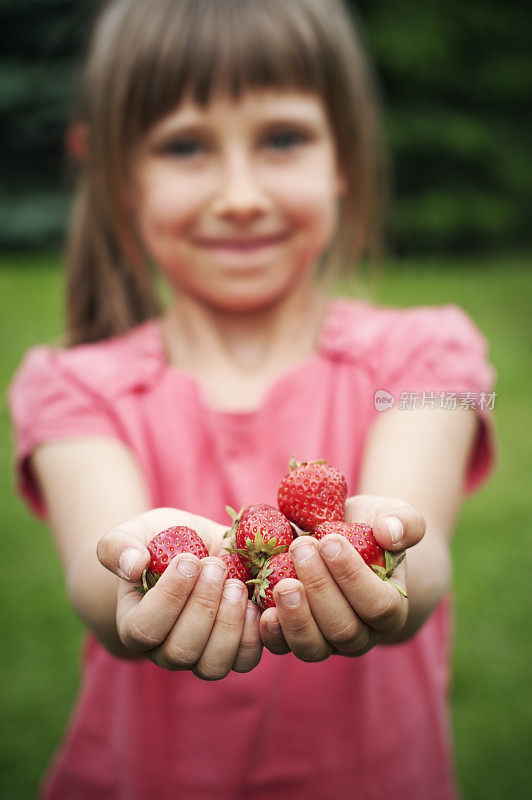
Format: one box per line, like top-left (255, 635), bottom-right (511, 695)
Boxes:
top-left (141, 569), bottom-right (149, 593)
top-left (225, 505), bottom-right (238, 522)
top-left (371, 552), bottom-right (408, 597)
top-left (387, 579), bottom-right (408, 598)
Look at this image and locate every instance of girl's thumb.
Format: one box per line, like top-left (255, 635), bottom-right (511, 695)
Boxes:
top-left (97, 531), bottom-right (150, 582)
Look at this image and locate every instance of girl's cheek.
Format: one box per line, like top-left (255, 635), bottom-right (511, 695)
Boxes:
top-left (137, 160), bottom-right (208, 209)
top-left (279, 183), bottom-right (339, 241)
top-left (269, 163), bottom-right (338, 210)
top-left (140, 186), bottom-right (203, 234)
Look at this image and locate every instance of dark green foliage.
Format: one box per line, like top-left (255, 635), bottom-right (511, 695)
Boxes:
top-left (354, 0), bottom-right (531, 253)
top-left (0, 1), bottom-right (93, 247)
top-left (0, 0), bottom-right (530, 253)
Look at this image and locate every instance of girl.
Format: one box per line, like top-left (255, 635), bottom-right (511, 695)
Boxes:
top-left (8, 1), bottom-right (496, 798)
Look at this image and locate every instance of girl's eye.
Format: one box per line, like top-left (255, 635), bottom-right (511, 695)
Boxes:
top-left (265, 130), bottom-right (306, 152)
top-left (160, 139), bottom-right (205, 158)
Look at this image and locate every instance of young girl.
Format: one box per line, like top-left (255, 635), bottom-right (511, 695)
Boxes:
top-left (8, 1), bottom-right (497, 798)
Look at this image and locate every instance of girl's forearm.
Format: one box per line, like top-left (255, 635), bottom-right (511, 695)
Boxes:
top-left (66, 542), bottom-right (141, 659)
top-left (385, 533), bottom-right (452, 643)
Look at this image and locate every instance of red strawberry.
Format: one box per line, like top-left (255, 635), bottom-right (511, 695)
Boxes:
top-left (314, 521), bottom-right (407, 597)
top-left (277, 456), bottom-right (348, 532)
top-left (218, 549), bottom-right (252, 582)
top-left (218, 550), bottom-right (254, 597)
top-left (225, 503), bottom-right (294, 575)
top-left (248, 551), bottom-right (298, 610)
top-left (141, 526), bottom-right (208, 593)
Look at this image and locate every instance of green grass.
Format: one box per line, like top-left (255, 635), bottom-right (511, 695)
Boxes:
top-left (1, 253), bottom-right (531, 799)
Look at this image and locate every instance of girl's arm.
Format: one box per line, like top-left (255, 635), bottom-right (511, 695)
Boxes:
top-left (31, 437), bottom-right (151, 657)
top-left (259, 407), bottom-right (479, 657)
top-left (355, 406), bottom-right (478, 641)
top-left (31, 438), bottom-right (262, 675)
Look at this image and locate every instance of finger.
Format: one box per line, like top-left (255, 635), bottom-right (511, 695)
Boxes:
top-left (116, 553), bottom-right (202, 650)
top-left (289, 537), bottom-right (373, 656)
top-left (97, 527), bottom-right (150, 583)
top-left (345, 495), bottom-right (426, 552)
top-left (232, 602), bottom-right (263, 673)
top-left (317, 534), bottom-right (408, 636)
top-left (259, 607), bottom-right (291, 655)
top-left (152, 557), bottom-right (227, 670)
top-left (271, 578), bottom-right (333, 663)
top-left (373, 508), bottom-right (425, 552)
top-left (192, 580), bottom-right (249, 680)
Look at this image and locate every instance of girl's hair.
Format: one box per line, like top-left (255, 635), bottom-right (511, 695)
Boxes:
top-left (66, 0), bottom-right (386, 345)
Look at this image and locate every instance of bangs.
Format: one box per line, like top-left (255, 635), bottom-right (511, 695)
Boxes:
top-left (101, 0), bottom-right (336, 144)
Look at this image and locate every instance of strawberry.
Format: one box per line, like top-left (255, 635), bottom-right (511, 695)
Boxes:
top-left (314, 521), bottom-right (407, 597)
top-left (225, 503), bottom-right (294, 575)
top-left (277, 456), bottom-right (348, 532)
top-left (248, 551), bottom-right (298, 610)
top-left (218, 550), bottom-right (254, 597)
top-left (141, 526), bottom-right (208, 593)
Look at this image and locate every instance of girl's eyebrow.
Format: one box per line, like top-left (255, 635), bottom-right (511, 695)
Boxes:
top-left (152, 107), bottom-right (326, 139)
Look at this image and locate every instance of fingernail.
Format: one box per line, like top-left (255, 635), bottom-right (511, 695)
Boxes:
top-left (386, 516), bottom-right (403, 546)
top-left (223, 582), bottom-right (245, 602)
top-left (290, 540), bottom-right (315, 563)
top-left (176, 556), bottom-right (200, 578)
top-left (278, 589), bottom-right (300, 608)
top-left (320, 537), bottom-right (341, 559)
top-left (267, 620), bottom-right (282, 634)
top-left (202, 560), bottom-right (226, 582)
top-left (245, 603), bottom-right (259, 620)
top-left (119, 548), bottom-right (143, 580)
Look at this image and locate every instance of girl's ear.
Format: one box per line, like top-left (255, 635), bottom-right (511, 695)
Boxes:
top-left (65, 122), bottom-right (89, 162)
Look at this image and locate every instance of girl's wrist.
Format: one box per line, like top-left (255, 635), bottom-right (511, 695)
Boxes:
top-left (382, 542), bottom-right (452, 644)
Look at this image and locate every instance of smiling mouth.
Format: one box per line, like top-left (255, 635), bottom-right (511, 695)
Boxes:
top-left (195, 232), bottom-right (289, 252)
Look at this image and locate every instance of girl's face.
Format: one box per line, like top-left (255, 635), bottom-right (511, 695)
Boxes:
top-left (131, 89), bottom-right (346, 312)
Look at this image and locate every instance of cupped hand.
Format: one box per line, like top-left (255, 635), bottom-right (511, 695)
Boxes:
top-left (97, 507), bottom-right (262, 678)
top-left (259, 495), bottom-right (425, 660)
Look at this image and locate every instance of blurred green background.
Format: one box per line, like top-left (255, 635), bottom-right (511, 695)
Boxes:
top-left (1, 1), bottom-right (531, 799)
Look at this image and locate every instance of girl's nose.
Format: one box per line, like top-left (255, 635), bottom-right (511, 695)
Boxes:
top-left (211, 155), bottom-right (271, 220)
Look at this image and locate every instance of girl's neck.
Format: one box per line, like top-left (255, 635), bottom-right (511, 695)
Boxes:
top-left (160, 282), bottom-right (327, 410)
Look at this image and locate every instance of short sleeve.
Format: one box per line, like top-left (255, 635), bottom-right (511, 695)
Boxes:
top-left (7, 346), bottom-right (125, 519)
top-left (381, 304), bottom-right (498, 494)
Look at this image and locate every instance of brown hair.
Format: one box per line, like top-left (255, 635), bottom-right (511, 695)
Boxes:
top-left (65, 0), bottom-right (386, 345)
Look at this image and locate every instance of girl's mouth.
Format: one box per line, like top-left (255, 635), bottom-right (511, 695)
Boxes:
top-left (195, 232), bottom-right (289, 253)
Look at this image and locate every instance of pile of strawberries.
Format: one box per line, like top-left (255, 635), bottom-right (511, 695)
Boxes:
top-left (141, 457), bottom-right (405, 608)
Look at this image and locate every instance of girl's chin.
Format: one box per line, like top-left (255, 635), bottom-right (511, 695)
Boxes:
top-left (202, 290), bottom-right (288, 315)
top-left (192, 280), bottom-right (304, 314)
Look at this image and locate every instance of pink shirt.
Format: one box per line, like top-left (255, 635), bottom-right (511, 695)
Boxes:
top-left (8, 298), bottom-right (496, 800)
